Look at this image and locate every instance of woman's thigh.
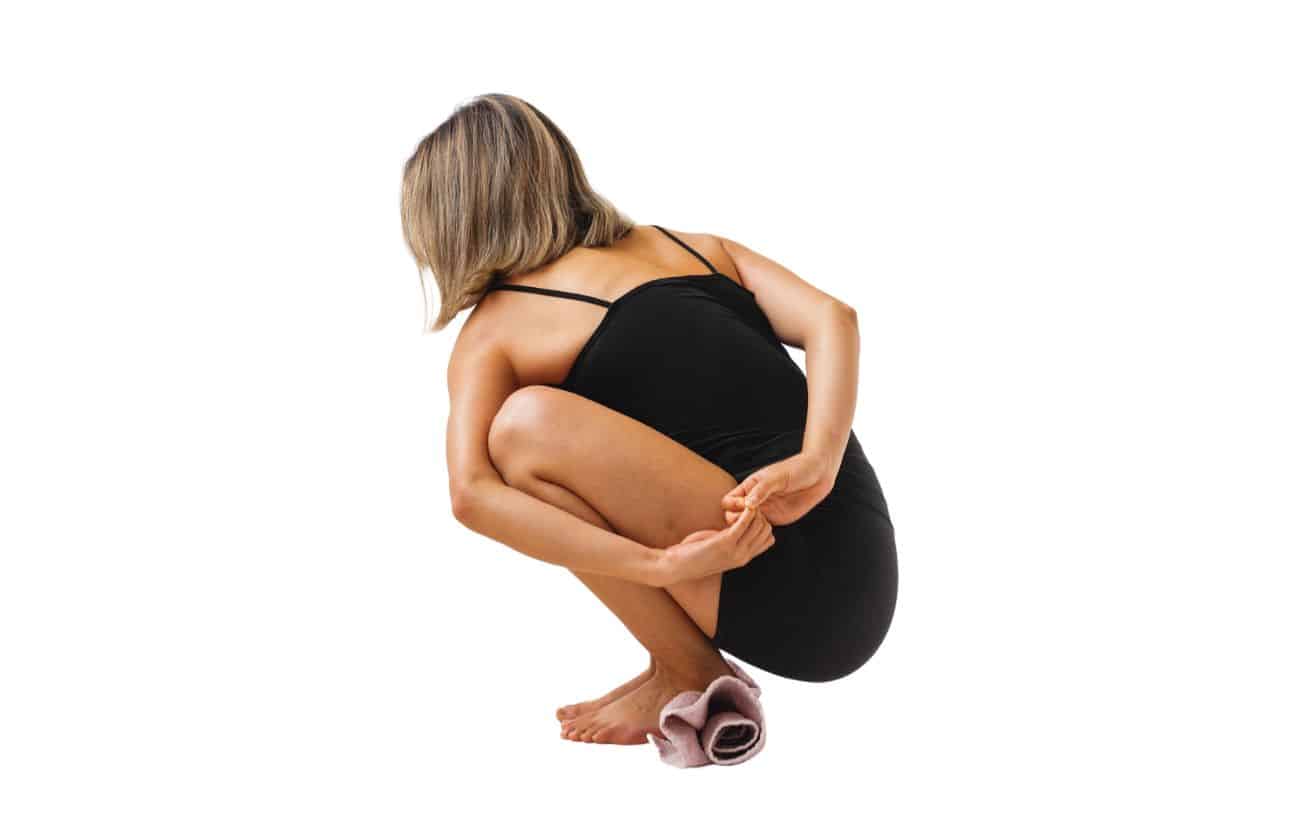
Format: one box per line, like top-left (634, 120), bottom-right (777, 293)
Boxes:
top-left (488, 385), bottom-right (740, 547)
top-left (487, 385), bottom-right (739, 635)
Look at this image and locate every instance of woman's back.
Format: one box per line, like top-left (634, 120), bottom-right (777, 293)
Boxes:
top-left (469, 224), bottom-right (810, 484)
top-left (462, 226), bottom-right (729, 383)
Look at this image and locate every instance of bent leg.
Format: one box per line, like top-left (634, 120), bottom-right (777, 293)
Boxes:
top-left (487, 385), bottom-right (739, 639)
top-left (488, 386), bottom-right (749, 742)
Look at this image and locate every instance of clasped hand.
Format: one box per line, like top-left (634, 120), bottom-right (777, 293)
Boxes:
top-left (654, 451), bottom-right (837, 586)
top-left (654, 503), bottom-right (774, 586)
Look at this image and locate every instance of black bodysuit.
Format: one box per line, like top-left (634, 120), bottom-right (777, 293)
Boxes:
top-left (485, 225), bottom-right (898, 683)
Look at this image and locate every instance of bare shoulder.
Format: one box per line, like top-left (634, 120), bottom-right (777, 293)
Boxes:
top-left (657, 226), bottom-right (742, 284)
top-left (446, 293), bottom-right (514, 388)
top-left (712, 232), bottom-right (762, 277)
top-left (707, 229), bottom-right (851, 348)
top-left (711, 230), bottom-right (823, 298)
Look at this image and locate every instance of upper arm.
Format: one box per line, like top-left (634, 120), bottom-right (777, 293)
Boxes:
top-left (717, 234), bottom-right (856, 349)
top-left (445, 318), bottom-right (517, 516)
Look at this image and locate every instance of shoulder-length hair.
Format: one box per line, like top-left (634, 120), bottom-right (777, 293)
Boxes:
top-left (400, 93), bottom-right (636, 332)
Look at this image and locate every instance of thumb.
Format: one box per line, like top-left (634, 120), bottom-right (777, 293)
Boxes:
top-left (745, 462), bottom-right (793, 507)
top-left (744, 474), bottom-right (772, 508)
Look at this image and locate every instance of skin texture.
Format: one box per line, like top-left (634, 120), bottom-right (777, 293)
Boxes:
top-left (445, 225), bottom-right (860, 744)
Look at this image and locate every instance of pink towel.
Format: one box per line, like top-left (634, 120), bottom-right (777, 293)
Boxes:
top-left (648, 658), bottom-right (766, 768)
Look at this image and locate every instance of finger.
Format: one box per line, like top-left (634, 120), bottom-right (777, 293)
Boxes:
top-left (719, 505), bottom-right (743, 533)
top-left (730, 503), bottom-right (755, 529)
top-left (725, 479), bottom-right (752, 498)
top-left (735, 473), bottom-right (761, 499)
top-left (724, 508), bottom-right (761, 566)
top-left (735, 509), bottom-right (768, 552)
top-left (725, 505), bottom-right (761, 526)
top-left (748, 476), bottom-right (774, 507)
top-left (743, 511), bottom-right (775, 556)
top-left (738, 523), bottom-right (772, 565)
top-left (756, 516), bottom-right (776, 555)
top-left (727, 504), bottom-right (759, 541)
top-left (744, 478), bottom-right (769, 508)
top-left (753, 508), bottom-right (773, 538)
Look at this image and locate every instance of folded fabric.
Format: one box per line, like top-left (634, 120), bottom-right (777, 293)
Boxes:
top-left (648, 658), bottom-right (766, 768)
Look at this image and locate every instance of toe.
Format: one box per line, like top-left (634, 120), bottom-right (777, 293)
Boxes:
top-left (566, 716), bottom-right (588, 734)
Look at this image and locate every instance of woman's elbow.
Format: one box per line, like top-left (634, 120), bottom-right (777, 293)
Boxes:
top-left (824, 297), bottom-right (857, 328)
top-left (449, 483), bottom-right (482, 526)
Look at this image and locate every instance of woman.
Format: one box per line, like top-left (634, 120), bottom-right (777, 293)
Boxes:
top-left (400, 94), bottom-right (898, 746)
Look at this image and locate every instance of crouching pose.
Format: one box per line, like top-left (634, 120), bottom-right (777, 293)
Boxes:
top-left (400, 93), bottom-right (898, 746)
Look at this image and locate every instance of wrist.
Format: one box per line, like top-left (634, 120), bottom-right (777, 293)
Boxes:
top-left (801, 444), bottom-right (842, 480)
top-left (635, 545), bottom-right (673, 587)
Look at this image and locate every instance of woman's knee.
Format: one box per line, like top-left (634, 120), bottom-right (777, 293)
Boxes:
top-left (487, 385), bottom-right (567, 477)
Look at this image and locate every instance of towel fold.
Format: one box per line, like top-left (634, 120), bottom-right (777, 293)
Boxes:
top-left (648, 658), bottom-right (766, 768)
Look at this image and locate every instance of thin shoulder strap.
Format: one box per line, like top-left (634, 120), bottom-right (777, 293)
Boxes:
top-left (651, 225), bottom-right (721, 276)
top-left (486, 278), bottom-right (611, 308)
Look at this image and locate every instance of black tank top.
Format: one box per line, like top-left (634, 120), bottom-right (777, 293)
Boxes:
top-left (485, 224), bottom-right (810, 482)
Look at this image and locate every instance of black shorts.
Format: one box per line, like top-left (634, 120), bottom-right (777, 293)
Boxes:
top-left (713, 430), bottom-right (898, 683)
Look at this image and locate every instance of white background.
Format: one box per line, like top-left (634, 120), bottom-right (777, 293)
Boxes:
top-left (2, 1), bottom-right (1296, 814)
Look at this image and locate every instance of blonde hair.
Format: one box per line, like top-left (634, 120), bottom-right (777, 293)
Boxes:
top-left (400, 93), bottom-right (636, 332)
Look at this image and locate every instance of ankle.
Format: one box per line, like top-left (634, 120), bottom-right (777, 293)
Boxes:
top-left (652, 657), bottom-right (730, 691)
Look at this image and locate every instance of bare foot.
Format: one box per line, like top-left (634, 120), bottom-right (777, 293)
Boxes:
top-left (555, 658), bottom-right (656, 723)
top-left (560, 663), bottom-right (734, 745)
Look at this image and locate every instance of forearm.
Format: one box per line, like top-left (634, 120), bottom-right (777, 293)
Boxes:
top-left (800, 300), bottom-right (859, 473)
top-left (453, 478), bottom-right (666, 586)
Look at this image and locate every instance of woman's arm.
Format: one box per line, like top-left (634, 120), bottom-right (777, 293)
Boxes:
top-left (800, 301), bottom-right (859, 475)
top-left (716, 234), bottom-right (861, 522)
top-left (444, 316), bottom-right (770, 587)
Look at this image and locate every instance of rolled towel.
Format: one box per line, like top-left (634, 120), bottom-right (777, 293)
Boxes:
top-left (648, 658), bottom-right (766, 768)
